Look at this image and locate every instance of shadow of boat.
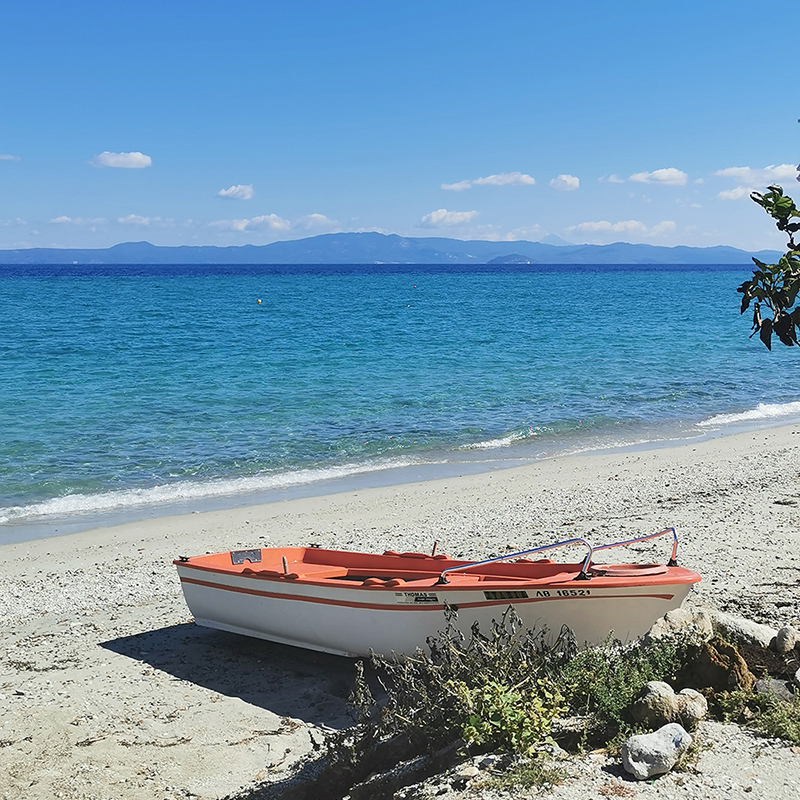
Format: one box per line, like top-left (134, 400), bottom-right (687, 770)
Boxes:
top-left (100, 621), bottom-right (360, 728)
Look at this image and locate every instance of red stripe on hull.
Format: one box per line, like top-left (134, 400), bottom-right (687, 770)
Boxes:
top-left (179, 575), bottom-right (675, 611)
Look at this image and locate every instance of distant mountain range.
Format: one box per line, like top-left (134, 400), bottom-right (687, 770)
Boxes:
top-left (0, 232), bottom-right (781, 265)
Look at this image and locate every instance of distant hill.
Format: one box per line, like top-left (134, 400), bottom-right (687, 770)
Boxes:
top-left (487, 253), bottom-right (534, 264)
top-left (0, 232), bottom-right (781, 265)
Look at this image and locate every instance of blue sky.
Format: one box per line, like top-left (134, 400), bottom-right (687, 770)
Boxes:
top-left (1, 1), bottom-right (797, 252)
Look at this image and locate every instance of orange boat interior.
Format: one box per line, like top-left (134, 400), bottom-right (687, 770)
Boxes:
top-left (176, 546), bottom-right (699, 589)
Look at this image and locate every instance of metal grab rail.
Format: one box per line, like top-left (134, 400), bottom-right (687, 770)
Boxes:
top-left (436, 537), bottom-right (595, 584)
top-left (589, 526), bottom-right (678, 567)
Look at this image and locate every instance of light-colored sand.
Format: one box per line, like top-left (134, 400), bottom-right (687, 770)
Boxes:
top-left (2, 425), bottom-right (800, 800)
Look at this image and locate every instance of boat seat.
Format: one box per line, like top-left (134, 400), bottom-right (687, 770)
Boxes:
top-left (590, 563), bottom-right (668, 577)
top-left (360, 577), bottom-right (416, 588)
top-left (382, 550), bottom-right (449, 560)
top-left (278, 565), bottom-right (350, 581)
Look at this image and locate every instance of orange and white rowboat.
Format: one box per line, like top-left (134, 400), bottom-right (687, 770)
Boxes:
top-left (174, 528), bottom-right (700, 657)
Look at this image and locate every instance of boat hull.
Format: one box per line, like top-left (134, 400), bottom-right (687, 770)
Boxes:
top-left (175, 547), bottom-right (699, 657)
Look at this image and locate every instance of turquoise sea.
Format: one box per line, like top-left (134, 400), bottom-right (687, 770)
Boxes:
top-left (2, 263), bottom-right (799, 543)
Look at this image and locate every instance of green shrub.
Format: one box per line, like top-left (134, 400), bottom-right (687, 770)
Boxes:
top-left (558, 634), bottom-right (689, 739)
top-left (716, 689), bottom-right (800, 744)
top-left (458, 676), bottom-right (564, 753)
top-left (481, 753), bottom-right (568, 791)
top-left (351, 604), bottom-right (571, 755)
top-left (755, 695), bottom-right (800, 743)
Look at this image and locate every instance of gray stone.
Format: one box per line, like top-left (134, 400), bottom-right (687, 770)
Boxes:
top-left (630, 681), bottom-right (708, 730)
top-left (754, 677), bottom-right (795, 703)
top-left (551, 715), bottom-right (588, 749)
top-left (647, 607), bottom-right (714, 641)
top-left (774, 626), bottom-right (799, 654)
top-left (676, 688), bottom-right (709, 729)
top-left (710, 611), bottom-right (777, 649)
top-left (621, 723), bottom-right (693, 780)
top-left (454, 765), bottom-right (479, 779)
top-left (630, 680), bottom-right (676, 725)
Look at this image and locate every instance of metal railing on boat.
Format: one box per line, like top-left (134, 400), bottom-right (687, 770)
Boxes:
top-left (434, 527), bottom-right (679, 585)
top-left (435, 537), bottom-right (594, 584)
top-left (589, 526), bottom-right (678, 566)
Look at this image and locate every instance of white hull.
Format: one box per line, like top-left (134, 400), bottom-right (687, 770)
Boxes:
top-left (177, 564), bottom-right (693, 657)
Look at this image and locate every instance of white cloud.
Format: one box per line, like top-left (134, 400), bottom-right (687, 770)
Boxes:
top-left (50, 216), bottom-right (106, 224)
top-left (297, 213), bottom-right (338, 230)
top-left (0, 154), bottom-right (20, 161)
top-left (441, 180), bottom-right (472, 192)
top-left (91, 151), bottom-right (152, 169)
top-left (441, 172), bottom-right (535, 191)
top-left (474, 172), bottom-right (535, 187)
top-left (209, 219), bottom-right (249, 232)
top-left (419, 208), bottom-right (479, 227)
top-left (118, 214), bottom-right (156, 225)
top-left (599, 174), bottom-right (625, 183)
top-left (0, 217), bottom-right (26, 226)
top-left (245, 214), bottom-right (292, 231)
top-left (714, 164), bottom-right (797, 185)
top-left (717, 186), bottom-right (751, 201)
top-left (217, 184), bottom-right (255, 200)
top-left (629, 168), bottom-right (688, 186)
top-left (649, 220), bottom-right (677, 236)
top-left (569, 220), bottom-right (648, 234)
top-left (566, 219), bottom-right (676, 238)
top-left (503, 224), bottom-right (542, 241)
top-left (209, 214), bottom-right (292, 232)
top-left (549, 174), bottom-right (579, 191)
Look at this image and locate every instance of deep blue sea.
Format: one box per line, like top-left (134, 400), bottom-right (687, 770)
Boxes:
top-left (2, 263), bottom-right (799, 542)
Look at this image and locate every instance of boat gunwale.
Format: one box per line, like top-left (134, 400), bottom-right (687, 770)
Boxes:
top-left (175, 559), bottom-right (700, 592)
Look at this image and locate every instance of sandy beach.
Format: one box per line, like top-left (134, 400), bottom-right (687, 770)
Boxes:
top-left (2, 424), bottom-right (800, 800)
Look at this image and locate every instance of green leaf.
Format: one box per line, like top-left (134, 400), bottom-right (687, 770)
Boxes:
top-left (760, 318), bottom-right (773, 350)
top-left (774, 313), bottom-right (797, 346)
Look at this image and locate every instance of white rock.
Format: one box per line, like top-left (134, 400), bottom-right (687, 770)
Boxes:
top-left (455, 765), bottom-right (479, 779)
top-left (774, 627), bottom-right (799, 654)
top-left (631, 680), bottom-right (676, 724)
top-left (630, 681), bottom-right (707, 730)
top-left (621, 723), bottom-right (693, 780)
top-left (647, 607), bottom-right (713, 640)
top-left (710, 611), bottom-right (777, 649)
top-left (677, 688), bottom-right (709, 729)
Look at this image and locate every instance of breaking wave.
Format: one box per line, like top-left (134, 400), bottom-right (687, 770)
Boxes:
top-left (699, 401), bottom-right (800, 427)
top-left (0, 456), bottom-right (422, 526)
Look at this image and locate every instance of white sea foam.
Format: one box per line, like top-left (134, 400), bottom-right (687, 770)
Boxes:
top-left (0, 457), bottom-right (422, 526)
top-left (461, 429), bottom-right (539, 450)
top-left (699, 401), bottom-right (800, 428)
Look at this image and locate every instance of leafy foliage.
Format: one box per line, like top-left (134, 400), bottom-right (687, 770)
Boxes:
top-left (480, 753), bottom-right (568, 791)
top-left (738, 184), bottom-right (800, 349)
top-left (715, 689), bottom-right (800, 744)
top-left (558, 634), bottom-right (689, 741)
top-left (350, 604), bottom-right (572, 756)
top-left (755, 695), bottom-right (800, 743)
top-left (347, 605), bottom-right (698, 759)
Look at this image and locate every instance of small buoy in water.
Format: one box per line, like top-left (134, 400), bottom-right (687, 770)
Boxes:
top-left (257, 299), bottom-right (262, 304)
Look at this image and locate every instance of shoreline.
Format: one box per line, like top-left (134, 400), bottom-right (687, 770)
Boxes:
top-left (5, 409), bottom-right (800, 547)
top-left (2, 423), bottom-right (800, 799)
